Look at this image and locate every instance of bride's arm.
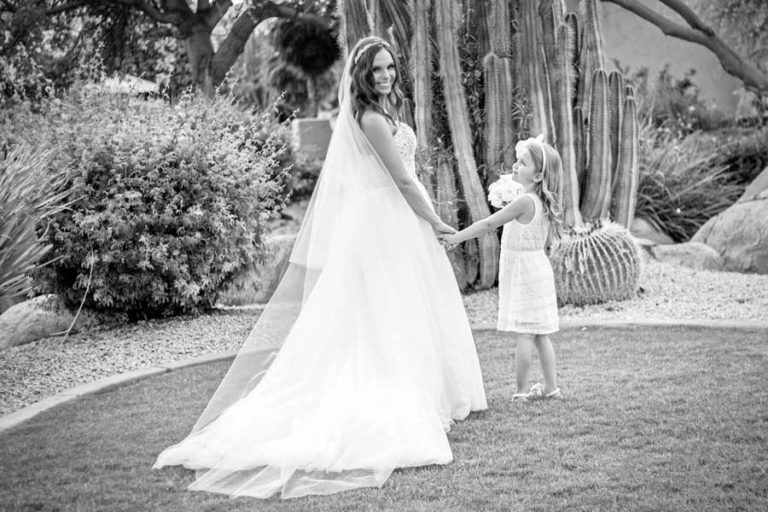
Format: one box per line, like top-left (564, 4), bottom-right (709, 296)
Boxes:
top-left (360, 112), bottom-right (454, 233)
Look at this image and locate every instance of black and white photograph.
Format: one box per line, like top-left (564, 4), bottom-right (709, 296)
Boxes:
top-left (1, 0), bottom-right (766, 510)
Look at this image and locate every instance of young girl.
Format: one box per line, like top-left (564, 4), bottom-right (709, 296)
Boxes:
top-left (441, 135), bottom-right (564, 401)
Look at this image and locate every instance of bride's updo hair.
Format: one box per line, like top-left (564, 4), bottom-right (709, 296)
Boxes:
top-left (350, 37), bottom-right (404, 126)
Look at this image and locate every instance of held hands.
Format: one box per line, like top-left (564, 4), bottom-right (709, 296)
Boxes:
top-left (432, 221), bottom-right (459, 250)
top-left (438, 232), bottom-right (460, 249)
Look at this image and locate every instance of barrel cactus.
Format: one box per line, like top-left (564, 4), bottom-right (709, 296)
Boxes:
top-left (550, 221), bottom-right (642, 306)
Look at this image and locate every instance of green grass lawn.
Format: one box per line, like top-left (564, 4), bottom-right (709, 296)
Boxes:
top-left (1, 325), bottom-right (767, 512)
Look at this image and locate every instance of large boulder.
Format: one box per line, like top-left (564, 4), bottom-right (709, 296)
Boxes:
top-left (631, 216), bottom-right (675, 246)
top-left (650, 242), bottom-right (724, 271)
top-left (0, 294), bottom-right (101, 350)
top-left (738, 166), bottom-right (768, 203)
top-left (692, 167), bottom-right (768, 274)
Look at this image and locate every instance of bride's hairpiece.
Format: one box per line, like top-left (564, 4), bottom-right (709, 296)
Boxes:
top-left (354, 40), bottom-right (383, 66)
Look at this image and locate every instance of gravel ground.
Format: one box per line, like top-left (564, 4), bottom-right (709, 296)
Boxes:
top-left (465, 259), bottom-right (768, 326)
top-left (1, 259), bottom-right (766, 416)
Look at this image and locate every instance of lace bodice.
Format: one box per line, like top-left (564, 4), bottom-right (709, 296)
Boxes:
top-left (501, 193), bottom-right (549, 252)
top-left (393, 122), bottom-right (417, 178)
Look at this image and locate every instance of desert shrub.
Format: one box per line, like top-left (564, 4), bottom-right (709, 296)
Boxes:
top-left (2, 87), bottom-right (291, 320)
top-left (634, 125), bottom-right (767, 242)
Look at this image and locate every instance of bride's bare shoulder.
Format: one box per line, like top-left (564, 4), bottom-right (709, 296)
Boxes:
top-left (359, 110), bottom-right (385, 127)
top-left (359, 110), bottom-right (393, 137)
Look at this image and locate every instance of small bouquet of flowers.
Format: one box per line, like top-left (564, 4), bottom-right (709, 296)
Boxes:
top-left (487, 173), bottom-right (523, 209)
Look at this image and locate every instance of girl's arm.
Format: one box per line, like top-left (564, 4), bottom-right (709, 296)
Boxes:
top-left (360, 112), bottom-right (454, 233)
top-left (444, 195), bottom-right (534, 244)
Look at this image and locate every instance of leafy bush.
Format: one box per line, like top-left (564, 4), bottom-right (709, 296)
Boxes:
top-left (0, 146), bottom-right (70, 312)
top-left (0, 44), bottom-right (53, 108)
top-left (288, 155), bottom-right (324, 202)
top-left (2, 87), bottom-right (291, 320)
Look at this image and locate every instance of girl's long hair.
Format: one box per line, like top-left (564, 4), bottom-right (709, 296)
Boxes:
top-left (349, 37), bottom-right (404, 126)
top-left (526, 141), bottom-right (565, 241)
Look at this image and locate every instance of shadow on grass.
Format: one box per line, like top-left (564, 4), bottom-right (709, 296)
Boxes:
top-left (1, 326), bottom-right (767, 512)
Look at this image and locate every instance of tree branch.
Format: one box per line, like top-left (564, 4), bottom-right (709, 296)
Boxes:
top-left (209, 0), bottom-right (329, 86)
top-left (202, 0), bottom-right (231, 30)
top-left (657, 0), bottom-right (714, 36)
top-left (601, 0), bottom-right (768, 94)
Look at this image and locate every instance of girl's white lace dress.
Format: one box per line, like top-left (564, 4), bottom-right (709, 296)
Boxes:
top-left (497, 192), bottom-right (559, 334)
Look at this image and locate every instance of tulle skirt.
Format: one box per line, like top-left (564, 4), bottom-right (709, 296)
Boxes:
top-left (154, 187), bottom-right (487, 498)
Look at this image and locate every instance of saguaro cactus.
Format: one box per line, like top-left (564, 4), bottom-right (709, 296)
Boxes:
top-left (580, 68), bottom-right (612, 220)
top-left (531, 0), bottom-right (642, 307)
top-left (336, 0), bottom-right (643, 302)
top-left (610, 94), bottom-right (640, 227)
top-left (483, 0), bottom-right (516, 184)
top-left (434, 0), bottom-right (499, 288)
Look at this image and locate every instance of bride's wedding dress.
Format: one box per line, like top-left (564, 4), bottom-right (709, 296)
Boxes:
top-left (153, 45), bottom-right (487, 499)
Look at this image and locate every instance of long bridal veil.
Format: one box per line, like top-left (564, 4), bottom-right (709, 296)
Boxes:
top-left (154, 38), bottom-right (486, 499)
top-left (189, 42), bottom-right (416, 436)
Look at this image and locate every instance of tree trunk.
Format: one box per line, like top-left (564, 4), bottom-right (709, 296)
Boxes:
top-left (185, 25), bottom-right (215, 96)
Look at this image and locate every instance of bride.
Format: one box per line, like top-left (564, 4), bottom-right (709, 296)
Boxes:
top-left (153, 36), bottom-right (487, 499)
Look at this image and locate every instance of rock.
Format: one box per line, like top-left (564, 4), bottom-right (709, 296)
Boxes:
top-left (630, 216), bottom-right (675, 246)
top-left (650, 242), bottom-right (724, 271)
top-left (292, 118), bottom-right (333, 160)
top-left (737, 166), bottom-right (768, 203)
top-left (692, 199), bottom-right (768, 274)
top-left (0, 295), bottom-right (101, 350)
top-left (692, 168), bottom-right (768, 274)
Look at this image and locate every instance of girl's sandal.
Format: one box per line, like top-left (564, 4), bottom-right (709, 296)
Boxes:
top-left (528, 383), bottom-right (563, 401)
top-left (512, 393), bottom-right (529, 402)
top-left (544, 388), bottom-right (563, 399)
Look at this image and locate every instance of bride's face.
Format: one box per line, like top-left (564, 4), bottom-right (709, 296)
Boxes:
top-left (371, 49), bottom-right (396, 99)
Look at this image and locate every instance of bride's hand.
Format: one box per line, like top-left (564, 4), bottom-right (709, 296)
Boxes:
top-left (433, 221), bottom-right (457, 236)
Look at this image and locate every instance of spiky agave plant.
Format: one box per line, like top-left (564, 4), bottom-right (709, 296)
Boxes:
top-left (0, 146), bottom-right (70, 312)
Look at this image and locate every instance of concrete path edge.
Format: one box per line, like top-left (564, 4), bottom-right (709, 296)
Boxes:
top-left (2, 319), bottom-right (766, 435)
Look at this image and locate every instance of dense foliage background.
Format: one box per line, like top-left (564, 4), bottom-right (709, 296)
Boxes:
top-left (1, 87), bottom-right (292, 319)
